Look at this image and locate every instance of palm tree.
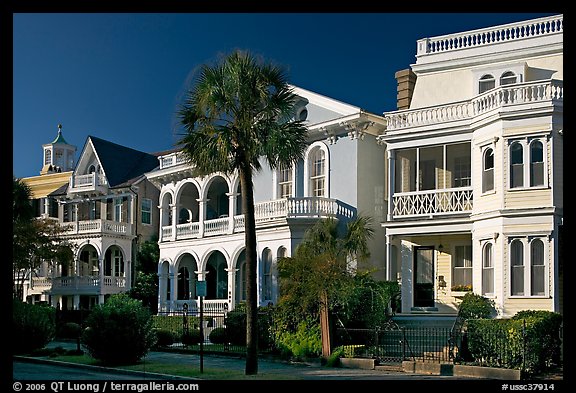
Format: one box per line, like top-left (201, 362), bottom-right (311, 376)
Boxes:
top-left (277, 215), bottom-right (374, 359)
top-left (177, 50), bottom-right (309, 375)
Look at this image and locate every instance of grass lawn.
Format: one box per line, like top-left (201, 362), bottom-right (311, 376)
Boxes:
top-left (39, 352), bottom-right (299, 380)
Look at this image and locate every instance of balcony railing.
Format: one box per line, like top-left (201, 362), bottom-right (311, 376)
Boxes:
top-left (162, 197), bottom-right (355, 242)
top-left (163, 299), bottom-right (230, 314)
top-left (159, 152), bottom-right (188, 169)
top-left (392, 187), bottom-right (473, 218)
top-left (63, 219), bottom-right (131, 236)
top-left (417, 14), bottom-right (562, 57)
top-left (50, 276), bottom-right (126, 294)
top-left (385, 79), bottom-right (563, 131)
top-left (69, 173), bottom-right (108, 192)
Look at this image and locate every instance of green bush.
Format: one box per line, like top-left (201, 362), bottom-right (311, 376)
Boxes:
top-left (274, 319), bottom-right (322, 361)
top-left (209, 327), bottom-right (228, 344)
top-left (81, 294), bottom-right (157, 365)
top-left (153, 328), bottom-right (175, 347)
top-left (326, 346), bottom-right (344, 367)
top-left (458, 292), bottom-right (495, 320)
top-left (181, 329), bottom-right (202, 346)
top-left (12, 300), bottom-right (56, 354)
top-left (466, 310), bottom-right (563, 375)
top-left (57, 322), bottom-right (81, 339)
top-left (223, 306), bottom-right (274, 350)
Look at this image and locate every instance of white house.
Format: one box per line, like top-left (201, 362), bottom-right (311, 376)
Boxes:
top-left (145, 85), bottom-right (387, 313)
top-left (380, 14), bottom-right (563, 319)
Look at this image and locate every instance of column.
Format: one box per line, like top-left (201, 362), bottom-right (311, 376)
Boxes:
top-left (226, 192), bottom-right (238, 234)
top-left (197, 199), bottom-right (207, 238)
top-left (385, 233), bottom-right (392, 281)
top-left (73, 295), bottom-right (80, 310)
top-left (387, 149), bottom-right (395, 221)
top-left (226, 268), bottom-right (238, 310)
top-left (400, 239), bottom-right (413, 312)
top-left (158, 271), bottom-right (166, 312)
top-left (125, 259), bottom-right (132, 291)
top-left (169, 272), bottom-right (176, 311)
top-left (170, 203), bottom-right (178, 241)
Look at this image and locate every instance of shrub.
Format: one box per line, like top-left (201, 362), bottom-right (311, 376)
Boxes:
top-left (209, 327), bottom-right (228, 344)
top-left (153, 328), bottom-right (175, 347)
top-left (181, 329), bottom-right (202, 346)
top-left (274, 319), bottom-right (322, 361)
top-left (81, 294), bottom-right (157, 365)
top-left (458, 292), bottom-right (495, 320)
top-left (12, 300), bottom-right (56, 354)
top-left (57, 322), bottom-right (81, 339)
top-left (326, 346), bottom-right (344, 367)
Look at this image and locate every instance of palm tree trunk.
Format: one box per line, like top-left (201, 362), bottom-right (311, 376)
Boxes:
top-left (320, 290), bottom-right (331, 361)
top-left (239, 166), bottom-right (259, 375)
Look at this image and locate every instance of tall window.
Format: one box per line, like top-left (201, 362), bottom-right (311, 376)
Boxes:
top-left (482, 243), bottom-right (494, 296)
top-left (113, 249), bottom-right (124, 277)
top-left (262, 249), bottom-right (272, 302)
top-left (511, 240), bottom-right (524, 296)
top-left (114, 198), bottom-right (123, 221)
top-left (177, 267), bottom-right (190, 300)
top-left (479, 74), bottom-right (496, 93)
top-left (530, 141), bottom-right (544, 187)
top-left (236, 250), bottom-right (247, 302)
top-left (510, 142), bottom-right (524, 188)
top-left (530, 239), bottom-right (545, 296)
top-left (278, 166), bottom-right (293, 198)
top-left (44, 149), bottom-right (52, 165)
top-left (310, 148), bottom-right (326, 197)
top-left (453, 245), bottom-right (472, 289)
top-left (142, 198), bottom-right (152, 225)
top-left (483, 148), bottom-right (494, 193)
top-left (500, 71), bottom-right (517, 86)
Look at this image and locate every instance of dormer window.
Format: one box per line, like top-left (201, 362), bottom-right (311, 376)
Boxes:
top-left (479, 74), bottom-right (496, 94)
top-left (296, 106), bottom-right (308, 122)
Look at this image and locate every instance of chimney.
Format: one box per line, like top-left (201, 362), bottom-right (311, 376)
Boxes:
top-left (395, 69), bottom-right (416, 110)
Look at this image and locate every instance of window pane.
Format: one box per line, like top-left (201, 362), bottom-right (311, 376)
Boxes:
top-left (531, 240), bottom-right (545, 296)
top-left (512, 164), bottom-right (524, 188)
top-left (511, 240), bottom-right (524, 296)
top-left (500, 71), bottom-right (517, 86)
top-left (453, 245), bottom-right (472, 287)
top-left (482, 243), bottom-right (493, 295)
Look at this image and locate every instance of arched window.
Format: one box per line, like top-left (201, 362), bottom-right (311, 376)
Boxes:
top-left (510, 142), bottom-right (524, 188)
top-left (277, 166), bottom-right (293, 198)
top-left (511, 240), bottom-right (524, 296)
top-left (177, 267), bottom-right (190, 300)
top-left (262, 249), bottom-right (272, 302)
top-left (530, 239), bottom-right (545, 296)
top-left (500, 71), bottom-right (517, 86)
top-left (308, 146), bottom-right (326, 197)
top-left (483, 148), bottom-right (495, 193)
top-left (530, 141), bottom-right (544, 187)
top-left (482, 243), bottom-right (494, 296)
top-left (479, 74), bottom-right (496, 94)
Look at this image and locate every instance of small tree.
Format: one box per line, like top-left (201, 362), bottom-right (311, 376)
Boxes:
top-left (12, 299), bottom-right (56, 354)
top-left (81, 294), bottom-right (156, 365)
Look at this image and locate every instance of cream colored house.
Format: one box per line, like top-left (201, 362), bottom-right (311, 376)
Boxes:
top-left (379, 14), bottom-right (563, 319)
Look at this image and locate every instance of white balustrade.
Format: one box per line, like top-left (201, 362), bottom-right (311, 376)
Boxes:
top-left (385, 80), bottom-right (563, 131)
top-left (392, 187), bottom-right (473, 218)
top-left (204, 217), bottom-right (229, 236)
top-left (417, 15), bottom-right (562, 56)
top-left (176, 222), bottom-right (200, 238)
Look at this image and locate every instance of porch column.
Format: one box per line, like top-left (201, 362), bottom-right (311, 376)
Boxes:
top-left (98, 257), bottom-right (104, 294)
top-left (125, 259), bottom-right (132, 291)
top-left (73, 295), bottom-right (80, 310)
top-left (385, 233), bottom-right (392, 281)
top-left (400, 239), bottom-right (413, 312)
top-left (101, 198), bottom-right (108, 222)
top-left (98, 294), bottom-right (105, 305)
top-left (168, 272), bottom-right (176, 311)
top-left (51, 295), bottom-right (61, 309)
top-left (226, 192), bottom-right (238, 234)
top-left (387, 149), bottom-right (395, 221)
top-left (158, 270), bottom-right (166, 312)
top-left (226, 268), bottom-right (238, 310)
top-left (170, 203), bottom-right (178, 241)
top-left (197, 199), bottom-right (207, 238)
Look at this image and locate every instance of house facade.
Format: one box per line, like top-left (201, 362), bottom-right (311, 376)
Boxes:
top-left (380, 14), bottom-right (563, 318)
top-left (146, 86), bottom-right (387, 313)
top-left (21, 131), bottom-right (161, 310)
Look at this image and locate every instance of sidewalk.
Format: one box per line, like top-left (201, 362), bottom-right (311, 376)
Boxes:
top-left (32, 340), bottom-right (476, 380)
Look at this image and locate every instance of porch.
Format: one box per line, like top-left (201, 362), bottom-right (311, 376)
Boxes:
top-left (50, 275), bottom-right (127, 295)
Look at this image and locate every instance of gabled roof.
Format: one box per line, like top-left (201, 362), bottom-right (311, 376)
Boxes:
top-left (88, 136), bottom-right (159, 187)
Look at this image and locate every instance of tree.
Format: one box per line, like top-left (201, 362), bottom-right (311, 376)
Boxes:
top-left (277, 215), bottom-right (374, 359)
top-left (12, 177), bottom-right (76, 300)
top-left (177, 50), bottom-right (308, 375)
top-left (129, 239), bottom-right (160, 313)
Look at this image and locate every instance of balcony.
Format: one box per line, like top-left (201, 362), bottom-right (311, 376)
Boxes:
top-left (50, 276), bottom-right (126, 295)
top-left (161, 196), bottom-right (355, 242)
top-left (385, 79), bottom-right (563, 132)
top-left (392, 187), bottom-right (473, 219)
top-left (69, 173), bottom-right (109, 194)
top-left (63, 219), bottom-right (131, 236)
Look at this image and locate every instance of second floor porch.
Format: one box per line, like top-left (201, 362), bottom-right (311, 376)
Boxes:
top-left (161, 196), bottom-right (355, 242)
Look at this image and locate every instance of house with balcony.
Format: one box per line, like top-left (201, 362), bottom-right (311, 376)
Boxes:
top-left (25, 133), bottom-right (161, 310)
top-left (379, 14), bottom-right (563, 319)
top-left (146, 85), bottom-right (387, 313)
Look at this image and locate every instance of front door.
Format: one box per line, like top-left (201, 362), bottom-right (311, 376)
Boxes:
top-left (414, 246), bottom-right (434, 307)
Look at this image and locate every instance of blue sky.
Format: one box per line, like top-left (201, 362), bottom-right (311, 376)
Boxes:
top-left (12, 12), bottom-right (557, 179)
